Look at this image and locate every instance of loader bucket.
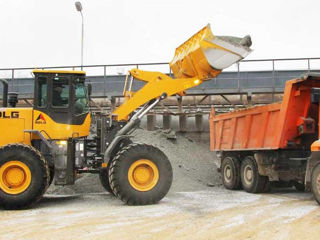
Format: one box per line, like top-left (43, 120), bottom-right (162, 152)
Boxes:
top-left (169, 24), bottom-right (252, 80)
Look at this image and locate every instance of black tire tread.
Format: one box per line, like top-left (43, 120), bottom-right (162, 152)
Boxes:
top-left (241, 156), bottom-right (268, 193)
top-left (221, 156), bottom-right (241, 190)
top-left (99, 166), bottom-right (113, 194)
top-left (108, 143), bottom-right (172, 205)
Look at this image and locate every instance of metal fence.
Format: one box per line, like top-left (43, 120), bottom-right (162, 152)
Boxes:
top-left (0, 57), bottom-right (319, 99)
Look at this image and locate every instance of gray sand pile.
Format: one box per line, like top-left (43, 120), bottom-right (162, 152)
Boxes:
top-left (46, 129), bottom-right (222, 195)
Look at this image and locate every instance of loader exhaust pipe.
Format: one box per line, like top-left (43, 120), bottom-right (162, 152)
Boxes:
top-left (0, 79), bottom-right (8, 107)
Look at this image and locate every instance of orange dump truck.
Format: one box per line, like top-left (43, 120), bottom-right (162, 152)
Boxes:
top-left (209, 73), bottom-right (320, 204)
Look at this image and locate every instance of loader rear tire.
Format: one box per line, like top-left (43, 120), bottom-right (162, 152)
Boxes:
top-left (109, 143), bottom-right (173, 205)
top-left (311, 163), bottom-right (320, 205)
top-left (240, 156), bottom-right (268, 193)
top-left (0, 144), bottom-right (49, 209)
top-left (221, 156), bottom-right (241, 190)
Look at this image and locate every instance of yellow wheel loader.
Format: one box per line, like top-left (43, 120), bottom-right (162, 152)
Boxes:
top-left (0, 24), bottom-right (252, 209)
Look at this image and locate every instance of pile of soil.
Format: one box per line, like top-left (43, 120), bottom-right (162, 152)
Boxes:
top-left (46, 129), bottom-right (222, 195)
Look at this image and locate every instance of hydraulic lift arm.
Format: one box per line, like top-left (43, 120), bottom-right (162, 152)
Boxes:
top-left (112, 24), bottom-right (253, 121)
top-left (113, 69), bottom-right (202, 121)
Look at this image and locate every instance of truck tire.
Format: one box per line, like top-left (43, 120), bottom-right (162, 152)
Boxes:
top-left (240, 156), bottom-right (268, 193)
top-left (109, 143), bottom-right (173, 205)
top-left (311, 163), bottom-right (320, 205)
top-left (221, 156), bottom-right (241, 190)
top-left (0, 144), bottom-right (49, 209)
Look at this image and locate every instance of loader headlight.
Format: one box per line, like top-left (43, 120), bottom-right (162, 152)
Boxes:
top-left (194, 79), bottom-right (200, 85)
top-left (56, 140), bottom-right (68, 146)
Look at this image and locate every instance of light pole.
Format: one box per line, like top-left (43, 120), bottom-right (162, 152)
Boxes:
top-left (75, 1), bottom-right (84, 70)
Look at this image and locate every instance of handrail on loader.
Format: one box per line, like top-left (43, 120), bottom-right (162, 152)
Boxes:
top-left (113, 24), bottom-right (252, 121)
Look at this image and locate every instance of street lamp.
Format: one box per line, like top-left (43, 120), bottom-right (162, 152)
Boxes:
top-left (75, 1), bottom-right (84, 70)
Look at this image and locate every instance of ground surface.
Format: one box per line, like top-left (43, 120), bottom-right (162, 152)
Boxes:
top-left (1, 130), bottom-right (320, 240)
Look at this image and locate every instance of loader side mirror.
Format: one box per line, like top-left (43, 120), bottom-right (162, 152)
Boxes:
top-left (87, 83), bottom-right (92, 97)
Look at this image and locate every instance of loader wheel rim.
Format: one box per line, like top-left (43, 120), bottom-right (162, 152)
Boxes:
top-left (243, 165), bottom-right (253, 185)
top-left (0, 161), bottom-right (32, 194)
top-left (128, 159), bottom-right (159, 192)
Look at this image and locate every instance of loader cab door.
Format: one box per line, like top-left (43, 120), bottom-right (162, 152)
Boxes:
top-left (33, 71), bottom-right (89, 126)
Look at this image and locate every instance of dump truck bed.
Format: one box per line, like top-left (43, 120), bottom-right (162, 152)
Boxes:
top-left (210, 103), bottom-right (282, 150)
top-left (210, 75), bottom-right (320, 151)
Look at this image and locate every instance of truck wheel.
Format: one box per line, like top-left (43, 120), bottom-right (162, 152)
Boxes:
top-left (240, 156), bottom-right (268, 193)
top-left (109, 143), bottom-right (173, 205)
top-left (99, 164), bottom-right (114, 195)
top-left (311, 163), bottom-right (320, 205)
top-left (0, 144), bottom-right (49, 209)
top-left (221, 156), bottom-right (241, 190)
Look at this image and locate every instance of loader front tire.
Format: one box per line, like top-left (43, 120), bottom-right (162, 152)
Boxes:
top-left (99, 164), bottom-right (114, 195)
top-left (49, 167), bottom-right (54, 186)
top-left (0, 144), bottom-right (49, 209)
top-left (109, 143), bottom-right (173, 205)
top-left (100, 138), bottom-right (133, 195)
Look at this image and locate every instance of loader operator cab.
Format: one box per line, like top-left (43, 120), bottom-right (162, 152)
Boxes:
top-left (33, 70), bottom-right (89, 125)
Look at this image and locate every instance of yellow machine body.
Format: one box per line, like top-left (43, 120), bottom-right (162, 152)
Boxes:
top-left (0, 108), bottom-right (33, 146)
top-left (32, 110), bottom-right (91, 140)
top-left (0, 108), bottom-right (91, 147)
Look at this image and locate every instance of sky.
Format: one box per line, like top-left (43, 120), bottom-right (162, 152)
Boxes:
top-left (0, 0), bottom-right (319, 71)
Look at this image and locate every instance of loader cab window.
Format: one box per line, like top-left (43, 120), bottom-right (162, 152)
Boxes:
top-left (37, 76), bottom-right (47, 107)
top-left (74, 77), bottom-right (89, 115)
top-left (52, 76), bottom-right (69, 107)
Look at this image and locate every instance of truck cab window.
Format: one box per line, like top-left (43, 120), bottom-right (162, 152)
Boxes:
top-left (52, 76), bottom-right (69, 107)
